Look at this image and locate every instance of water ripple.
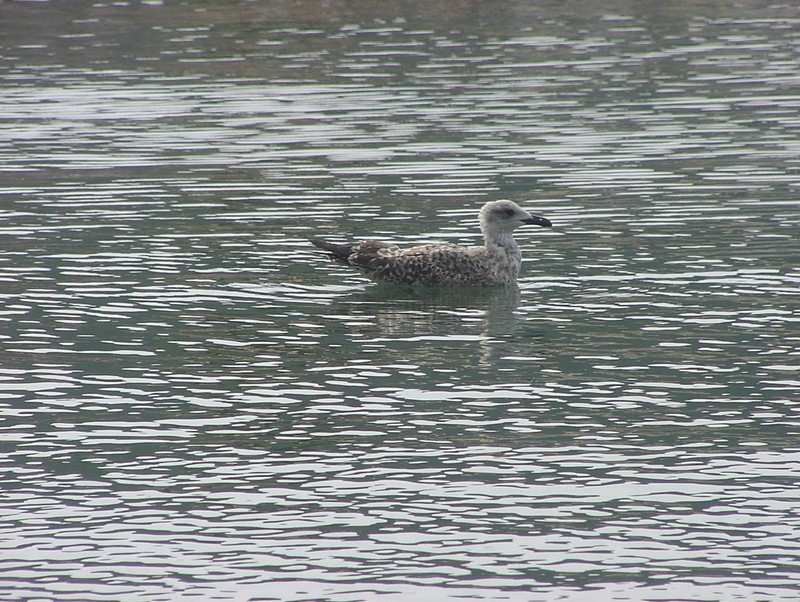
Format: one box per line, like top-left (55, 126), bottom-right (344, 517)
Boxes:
top-left (2, 2), bottom-right (800, 600)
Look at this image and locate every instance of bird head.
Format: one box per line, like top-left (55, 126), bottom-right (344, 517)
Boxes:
top-left (479, 200), bottom-right (552, 235)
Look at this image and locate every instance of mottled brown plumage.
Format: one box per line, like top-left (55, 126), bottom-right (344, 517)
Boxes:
top-left (311, 200), bottom-right (552, 287)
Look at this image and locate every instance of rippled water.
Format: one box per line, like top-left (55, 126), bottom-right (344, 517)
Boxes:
top-left (2, 1), bottom-right (799, 600)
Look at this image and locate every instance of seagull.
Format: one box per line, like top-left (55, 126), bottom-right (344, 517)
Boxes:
top-left (310, 200), bottom-right (552, 286)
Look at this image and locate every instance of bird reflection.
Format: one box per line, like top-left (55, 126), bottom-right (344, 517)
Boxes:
top-left (326, 284), bottom-right (523, 367)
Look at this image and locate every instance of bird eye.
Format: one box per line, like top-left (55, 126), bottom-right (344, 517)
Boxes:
top-left (502, 207), bottom-right (515, 217)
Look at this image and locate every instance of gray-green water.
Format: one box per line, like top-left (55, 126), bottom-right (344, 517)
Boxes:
top-left (1, 1), bottom-right (799, 600)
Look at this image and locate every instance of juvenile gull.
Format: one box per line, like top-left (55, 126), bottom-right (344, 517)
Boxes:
top-left (310, 200), bottom-right (552, 287)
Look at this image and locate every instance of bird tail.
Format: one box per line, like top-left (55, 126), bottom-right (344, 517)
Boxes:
top-left (310, 238), bottom-right (354, 265)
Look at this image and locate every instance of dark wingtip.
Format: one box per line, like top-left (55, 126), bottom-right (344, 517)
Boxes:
top-left (310, 238), bottom-right (354, 263)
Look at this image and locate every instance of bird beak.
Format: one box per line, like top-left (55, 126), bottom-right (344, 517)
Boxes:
top-left (522, 214), bottom-right (552, 228)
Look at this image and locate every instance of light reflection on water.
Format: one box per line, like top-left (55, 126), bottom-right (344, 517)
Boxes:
top-left (1, 1), bottom-right (800, 600)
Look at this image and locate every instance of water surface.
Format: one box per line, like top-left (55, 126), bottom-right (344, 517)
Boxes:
top-left (1, 1), bottom-right (799, 600)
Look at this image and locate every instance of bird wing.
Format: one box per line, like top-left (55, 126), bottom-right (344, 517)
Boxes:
top-left (349, 242), bottom-right (488, 286)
